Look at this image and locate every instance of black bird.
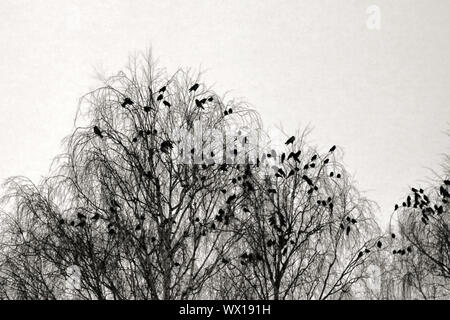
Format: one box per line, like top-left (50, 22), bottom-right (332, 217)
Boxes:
top-left (394, 204), bottom-right (399, 211)
top-left (329, 172), bottom-right (334, 177)
top-left (351, 218), bottom-right (356, 224)
top-left (336, 173), bottom-right (341, 179)
top-left (407, 246), bottom-right (412, 253)
top-left (278, 168), bottom-right (286, 177)
top-left (391, 233), bottom-right (396, 239)
top-left (329, 145), bottom-right (336, 153)
top-left (281, 153), bottom-right (286, 163)
top-left (144, 106), bottom-right (152, 112)
top-left (346, 226), bottom-right (351, 235)
top-left (287, 152), bottom-right (294, 161)
top-left (163, 100), bottom-right (171, 107)
top-left (411, 187), bottom-right (418, 193)
top-left (93, 126), bottom-right (103, 138)
top-left (224, 109), bottom-right (228, 116)
top-left (302, 175), bottom-right (313, 186)
top-left (311, 154), bottom-right (317, 161)
top-left (189, 83), bottom-right (199, 92)
top-left (285, 136), bottom-right (295, 145)
top-left (444, 180), bottom-right (450, 186)
top-left (377, 241), bottom-right (382, 248)
top-left (157, 94), bottom-right (163, 101)
top-left (160, 140), bottom-right (174, 153)
top-left (121, 97), bottom-right (134, 108)
top-left (207, 96), bottom-right (214, 102)
top-left (226, 194), bottom-right (236, 204)
top-left (228, 108), bottom-right (233, 114)
top-left (159, 86), bottom-right (166, 93)
top-left (287, 169), bottom-right (295, 178)
top-left (195, 99), bottom-right (204, 109)
top-left (91, 213), bottom-right (100, 221)
top-left (324, 158), bottom-right (329, 164)
top-left (365, 248), bottom-right (370, 254)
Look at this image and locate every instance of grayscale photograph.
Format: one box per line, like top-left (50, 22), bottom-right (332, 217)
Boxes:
top-left (0, 0), bottom-right (449, 309)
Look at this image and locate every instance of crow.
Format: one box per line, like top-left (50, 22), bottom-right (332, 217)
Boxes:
top-left (207, 96), bottom-right (214, 102)
top-left (391, 233), bottom-right (396, 239)
top-left (336, 173), bottom-right (341, 178)
top-left (159, 86), bottom-right (166, 93)
top-left (377, 241), bottom-right (382, 248)
top-left (324, 158), bottom-right (329, 164)
top-left (189, 83), bottom-right (199, 92)
top-left (444, 180), bottom-right (450, 186)
top-left (329, 172), bottom-right (334, 177)
top-left (311, 154), bottom-right (317, 161)
top-left (228, 108), bottom-right (233, 114)
top-left (195, 99), bottom-right (204, 109)
top-left (121, 97), bottom-right (134, 108)
top-left (346, 226), bottom-right (351, 235)
top-left (329, 145), bottom-right (336, 152)
top-left (93, 126), bottom-right (103, 138)
top-left (394, 204), bottom-right (399, 211)
top-left (281, 153), bottom-right (286, 163)
top-left (160, 140), bottom-right (174, 153)
top-left (157, 94), bottom-right (163, 101)
top-left (302, 175), bottom-right (313, 186)
top-left (163, 100), bottom-right (171, 107)
top-left (285, 136), bottom-right (295, 145)
top-left (226, 194), bottom-right (236, 204)
top-left (144, 106), bottom-right (152, 112)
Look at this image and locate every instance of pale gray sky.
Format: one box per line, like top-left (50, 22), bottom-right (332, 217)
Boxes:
top-left (1, 0), bottom-right (449, 226)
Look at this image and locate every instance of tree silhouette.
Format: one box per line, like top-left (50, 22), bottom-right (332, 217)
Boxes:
top-left (0, 52), bottom-right (383, 300)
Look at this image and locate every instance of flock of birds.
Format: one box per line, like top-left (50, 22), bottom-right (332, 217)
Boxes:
top-left (68, 83), bottom-right (450, 266)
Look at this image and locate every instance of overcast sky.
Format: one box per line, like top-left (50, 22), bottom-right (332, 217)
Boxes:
top-left (1, 0), bottom-right (449, 226)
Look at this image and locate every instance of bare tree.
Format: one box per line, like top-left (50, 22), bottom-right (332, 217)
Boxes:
top-left (208, 130), bottom-right (380, 300)
top-left (0, 53), bottom-right (261, 299)
top-left (384, 149), bottom-right (450, 299)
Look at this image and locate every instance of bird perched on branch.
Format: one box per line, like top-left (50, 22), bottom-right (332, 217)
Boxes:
top-left (121, 97), bottom-right (134, 108)
top-left (195, 99), bottom-right (204, 109)
top-left (93, 126), bottom-right (103, 138)
top-left (285, 136), bottom-right (295, 145)
top-left (329, 145), bottom-right (336, 153)
top-left (189, 83), bottom-right (199, 92)
top-left (160, 140), bottom-right (174, 154)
